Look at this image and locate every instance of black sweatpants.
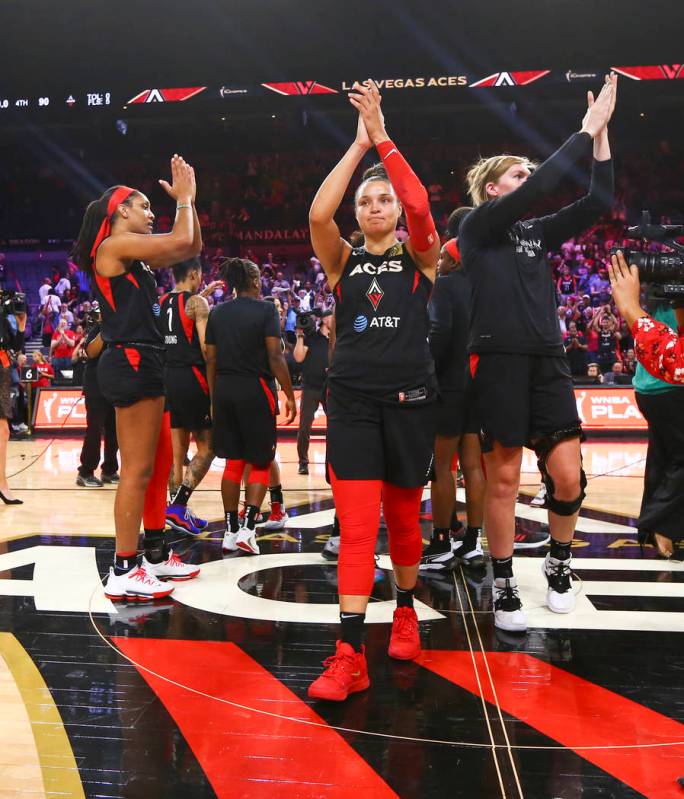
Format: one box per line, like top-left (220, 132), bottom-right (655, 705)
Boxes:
top-left (78, 390), bottom-right (119, 477)
top-left (296, 386), bottom-right (325, 466)
top-left (635, 390), bottom-right (684, 546)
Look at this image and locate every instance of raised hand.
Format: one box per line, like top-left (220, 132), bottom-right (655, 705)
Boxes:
top-left (348, 80), bottom-right (388, 145)
top-left (581, 73), bottom-right (618, 139)
top-left (159, 154), bottom-right (195, 204)
top-left (354, 112), bottom-right (372, 151)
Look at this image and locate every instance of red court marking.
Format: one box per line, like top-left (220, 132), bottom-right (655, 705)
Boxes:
top-left (419, 650), bottom-right (684, 798)
top-left (113, 638), bottom-right (399, 799)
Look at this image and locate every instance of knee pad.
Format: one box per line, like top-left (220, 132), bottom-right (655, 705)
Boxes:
top-left (534, 424), bottom-right (587, 516)
top-left (222, 459), bottom-right (246, 483)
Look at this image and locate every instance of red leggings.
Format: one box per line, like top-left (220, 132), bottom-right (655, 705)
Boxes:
top-left (142, 410), bottom-right (172, 530)
top-left (330, 467), bottom-right (424, 596)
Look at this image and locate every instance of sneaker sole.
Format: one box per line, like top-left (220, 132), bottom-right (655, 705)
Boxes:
top-left (237, 541), bottom-right (259, 555)
top-left (308, 677), bottom-right (370, 701)
top-left (165, 518), bottom-right (202, 536)
top-left (76, 482), bottom-right (102, 488)
top-left (419, 559), bottom-right (455, 572)
top-left (494, 619), bottom-right (528, 633)
top-left (105, 589), bottom-right (174, 602)
top-left (258, 520), bottom-right (287, 530)
top-left (514, 536), bottom-right (551, 550)
top-left (156, 569), bottom-right (200, 582)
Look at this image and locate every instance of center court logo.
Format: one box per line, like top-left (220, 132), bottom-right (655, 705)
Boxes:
top-left (353, 315), bottom-right (368, 333)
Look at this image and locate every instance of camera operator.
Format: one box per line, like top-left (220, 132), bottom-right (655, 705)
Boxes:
top-left (76, 308), bottom-right (119, 488)
top-left (293, 309), bottom-right (331, 475)
top-left (609, 250), bottom-right (684, 559)
top-left (0, 292), bottom-right (27, 504)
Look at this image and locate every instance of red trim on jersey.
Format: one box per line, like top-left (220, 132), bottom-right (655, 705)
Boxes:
top-left (335, 283), bottom-right (342, 302)
top-left (178, 293), bottom-right (195, 344)
top-left (259, 378), bottom-right (276, 416)
top-left (123, 347), bottom-right (141, 372)
top-left (469, 353), bottom-right (479, 379)
top-left (411, 270), bottom-right (420, 294)
top-left (126, 272), bottom-right (140, 289)
top-left (159, 293), bottom-right (169, 307)
top-left (94, 273), bottom-right (116, 311)
top-left (192, 366), bottom-right (209, 395)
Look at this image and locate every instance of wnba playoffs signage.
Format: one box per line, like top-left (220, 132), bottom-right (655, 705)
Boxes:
top-left (33, 388), bottom-right (326, 431)
top-left (34, 387), bottom-right (644, 432)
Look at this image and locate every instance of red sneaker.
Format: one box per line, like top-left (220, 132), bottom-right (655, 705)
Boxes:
top-left (388, 607), bottom-right (421, 660)
top-left (307, 641), bottom-right (370, 701)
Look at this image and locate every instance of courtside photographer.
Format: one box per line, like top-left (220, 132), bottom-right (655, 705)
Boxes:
top-left (0, 288), bottom-right (27, 504)
top-left (609, 218), bottom-right (684, 559)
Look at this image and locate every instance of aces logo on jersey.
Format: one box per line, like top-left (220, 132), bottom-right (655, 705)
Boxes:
top-left (366, 278), bottom-right (384, 311)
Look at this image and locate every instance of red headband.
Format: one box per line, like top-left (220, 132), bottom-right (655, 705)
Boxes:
top-left (90, 186), bottom-right (136, 261)
top-left (444, 238), bottom-right (460, 263)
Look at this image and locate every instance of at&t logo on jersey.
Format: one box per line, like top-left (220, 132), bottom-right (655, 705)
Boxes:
top-left (353, 315), bottom-right (369, 333)
top-left (152, 303), bottom-right (161, 317)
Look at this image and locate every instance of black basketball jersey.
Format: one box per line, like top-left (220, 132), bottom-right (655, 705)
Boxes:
top-left (328, 242), bottom-right (435, 401)
top-left (93, 261), bottom-right (163, 346)
top-left (160, 291), bottom-right (204, 367)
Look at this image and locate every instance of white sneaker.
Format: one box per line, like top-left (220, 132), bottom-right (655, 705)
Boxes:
top-left (104, 565), bottom-right (175, 602)
top-left (142, 550), bottom-right (200, 581)
top-left (222, 531), bottom-right (239, 552)
top-left (542, 554), bottom-right (576, 614)
top-left (258, 503), bottom-right (289, 530)
top-left (492, 577), bottom-right (527, 632)
top-left (236, 526), bottom-right (260, 555)
top-left (530, 483), bottom-right (547, 507)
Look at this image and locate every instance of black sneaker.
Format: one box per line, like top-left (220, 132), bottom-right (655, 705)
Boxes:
top-left (298, 463), bottom-right (309, 475)
top-left (452, 532), bottom-right (485, 569)
top-left (513, 527), bottom-right (550, 550)
top-left (419, 538), bottom-right (456, 572)
top-left (76, 474), bottom-right (103, 488)
top-left (101, 472), bottom-right (120, 484)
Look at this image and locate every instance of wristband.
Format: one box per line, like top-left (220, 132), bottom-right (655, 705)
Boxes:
top-left (176, 203), bottom-right (192, 210)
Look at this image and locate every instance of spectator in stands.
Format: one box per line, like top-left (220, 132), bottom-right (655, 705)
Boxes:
top-left (603, 360), bottom-right (632, 385)
top-left (591, 306), bottom-right (621, 372)
top-left (580, 362), bottom-right (604, 385)
top-left (38, 277), bottom-right (53, 305)
top-left (50, 318), bottom-right (77, 381)
top-left (58, 303), bottom-right (74, 329)
top-left (31, 351), bottom-right (54, 387)
top-left (557, 265), bottom-right (577, 300)
top-left (623, 347), bottom-right (637, 375)
top-left (564, 321), bottom-right (589, 376)
top-left (55, 271), bottom-right (71, 299)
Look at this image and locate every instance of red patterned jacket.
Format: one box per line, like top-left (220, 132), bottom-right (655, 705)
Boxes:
top-left (632, 315), bottom-right (684, 384)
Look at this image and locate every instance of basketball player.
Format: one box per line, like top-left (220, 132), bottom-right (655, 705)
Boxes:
top-left (72, 155), bottom-right (202, 601)
top-left (307, 81), bottom-right (440, 701)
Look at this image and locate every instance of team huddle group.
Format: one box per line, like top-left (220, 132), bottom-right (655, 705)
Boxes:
top-left (74, 76), bottom-right (621, 702)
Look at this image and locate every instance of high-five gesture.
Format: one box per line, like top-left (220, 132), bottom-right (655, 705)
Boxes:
top-left (581, 73), bottom-right (618, 139)
top-left (159, 154), bottom-right (196, 204)
top-left (348, 80), bottom-right (389, 146)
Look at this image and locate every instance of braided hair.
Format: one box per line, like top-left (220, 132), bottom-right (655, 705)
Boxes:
top-left (221, 257), bottom-right (260, 294)
top-left (72, 186), bottom-right (139, 273)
